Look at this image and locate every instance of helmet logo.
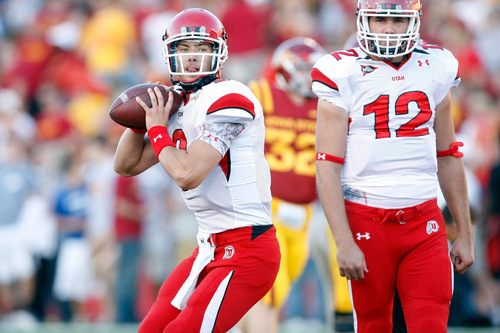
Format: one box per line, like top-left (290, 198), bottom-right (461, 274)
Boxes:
top-left (376, 3), bottom-right (402, 10)
top-left (180, 26), bottom-right (206, 34)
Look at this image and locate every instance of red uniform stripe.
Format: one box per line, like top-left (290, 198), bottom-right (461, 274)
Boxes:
top-left (311, 68), bottom-right (339, 91)
top-left (218, 150), bottom-right (231, 180)
top-left (207, 93), bottom-right (255, 119)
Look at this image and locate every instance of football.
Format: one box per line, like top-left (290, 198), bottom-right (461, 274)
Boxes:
top-left (109, 83), bottom-right (182, 130)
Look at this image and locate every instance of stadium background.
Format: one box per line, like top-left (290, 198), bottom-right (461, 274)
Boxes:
top-left (0, 0), bottom-right (499, 332)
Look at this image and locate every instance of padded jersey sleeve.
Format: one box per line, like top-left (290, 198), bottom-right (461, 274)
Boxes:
top-left (311, 53), bottom-right (350, 112)
top-left (197, 122), bottom-right (244, 157)
top-left (196, 79), bottom-right (262, 156)
top-left (204, 80), bottom-right (258, 125)
top-left (432, 46), bottom-right (461, 105)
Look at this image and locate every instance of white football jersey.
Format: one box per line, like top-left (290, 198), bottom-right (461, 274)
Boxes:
top-left (312, 40), bottom-right (461, 208)
top-left (168, 79), bottom-right (272, 233)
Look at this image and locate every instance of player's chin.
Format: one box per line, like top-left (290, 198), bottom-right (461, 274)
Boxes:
top-left (176, 73), bottom-right (203, 83)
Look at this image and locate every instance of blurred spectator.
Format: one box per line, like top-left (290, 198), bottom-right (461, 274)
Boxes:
top-left (0, 0), bottom-right (69, 114)
top-left (443, 200), bottom-right (493, 327)
top-left (82, 135), bottom-right (119, 322)
top-left (78, 0), bottom-right (143, 89)
top-left (484, 133), bottom-right (500, 324)
top-left (219, 0), bottom-right (273, 83)
top-left (437, 167), bottom-right (493, 327)
top-left (0, 88), bottom-right (37, 144)
top-left (25, 192), bottom-right (58, 322)
top-left (317, 0), bottom-right (356, 51)
top-left (0, 135), bottom-right (37, 319)
top-left (272, 0), bottom-right (321, 44)
top-left (138, 0), bottom-right (182, 84)
top-left (34, 83), bottom-right (76, 141)
top-left (52, 150), bottom-right (95, 322)
top-left (458, 109), bottom-right (500, 188)
top-left (137, 164), bottom-right (181, 293)
top-left (113, 174), bottom-right (144, 323)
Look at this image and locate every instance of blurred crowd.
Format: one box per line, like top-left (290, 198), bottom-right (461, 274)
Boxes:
top-left (0, 0), bottom-right (499, 330)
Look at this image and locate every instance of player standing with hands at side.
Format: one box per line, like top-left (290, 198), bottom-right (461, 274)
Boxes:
top-left (113, 8), bottom-right (280, 333)
top-left (311, 0), bottom-right (474, 332)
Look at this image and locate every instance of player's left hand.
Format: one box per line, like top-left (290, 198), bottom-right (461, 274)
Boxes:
top-left (450, 232), bottom-right (475, 274)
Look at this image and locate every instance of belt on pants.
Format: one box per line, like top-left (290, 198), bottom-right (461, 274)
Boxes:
top-left (373, 199), bottom-right (437, 224)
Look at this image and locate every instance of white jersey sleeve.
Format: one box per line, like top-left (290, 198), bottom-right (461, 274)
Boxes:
top-left (312, 42), bottom-right (461, 208)
top-left (203, 80), bottom-right (258, 124)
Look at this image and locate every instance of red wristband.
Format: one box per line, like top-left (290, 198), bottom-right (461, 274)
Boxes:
top-left (316, 152), bottom-right (345, 165)
top-left (131, 128), bottom-right (147, 134)
top-left (437, 142), bottom-right (464, 158)
top-left (148, 126), bottom-right (175, 159)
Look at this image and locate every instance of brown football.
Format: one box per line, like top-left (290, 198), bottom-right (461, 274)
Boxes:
top-left (109, 83), bottom-right (182, 130)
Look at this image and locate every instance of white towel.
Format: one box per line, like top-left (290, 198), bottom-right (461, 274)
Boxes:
top-left (171, 232), bottom-right (215, 310)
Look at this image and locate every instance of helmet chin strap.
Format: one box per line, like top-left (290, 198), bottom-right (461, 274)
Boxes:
top-left (171, 73), bottom-right (218, 92)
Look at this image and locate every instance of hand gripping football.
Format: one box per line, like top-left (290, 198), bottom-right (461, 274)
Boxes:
top-left (109, 83), bottom-right (182, 130)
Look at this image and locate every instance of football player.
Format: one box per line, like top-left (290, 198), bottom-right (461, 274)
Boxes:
top-left (242, 37), bottom-right (354, 333)
top-left (311, 0), bottom-right (474, 332)
top-left (113, 8), bottom-right (280, 332)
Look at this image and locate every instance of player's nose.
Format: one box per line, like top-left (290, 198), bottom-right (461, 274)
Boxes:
top-left (383, 22), bottom-right (397, 34)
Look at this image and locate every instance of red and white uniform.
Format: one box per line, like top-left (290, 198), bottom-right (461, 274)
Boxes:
top-left (139, 79), bottom-right (280, 333)
top-left (312, 41), bottom-right (460, 332)
top-left (312, 40), bottom-right (460, 208)
top-left (169, 79), bottom-right (273, 233)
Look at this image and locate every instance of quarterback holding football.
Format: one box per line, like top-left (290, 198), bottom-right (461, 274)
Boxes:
top-left (113, 8), bottom-right (280, 333)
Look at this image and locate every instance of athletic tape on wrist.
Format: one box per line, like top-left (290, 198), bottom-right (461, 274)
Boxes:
top-left (437, 142), bottom-right (464, 158)
top-left (148, 126), bottom-right (175, 159)
top-left (316, 152), bottom-right (345, 165)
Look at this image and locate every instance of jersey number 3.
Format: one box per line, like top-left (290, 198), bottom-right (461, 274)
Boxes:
top-left (364, 91), bottom-right (432, 139)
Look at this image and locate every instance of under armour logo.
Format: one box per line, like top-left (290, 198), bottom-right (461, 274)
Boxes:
top-left (207, 134), bottom-right (218, 141)
top-left (426, 220), bottom-right (439, 234)
top-left (153, 134), bottom-right (162, 143)
top-left (223, 246), bottom-right (235, 259)
top-left (418, 60), bottom-right (430, 67)
top-left (356, 232), bottom-right (370, 240)
top-left (317, 153), bottom-right (326, 160)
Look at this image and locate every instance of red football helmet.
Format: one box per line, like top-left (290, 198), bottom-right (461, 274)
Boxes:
top-left (271, 37), bottom-right (325, 98)
top-left (356, 0), bottom-right (421, 58)
top-left (162, 8), bottom-right (228, 89)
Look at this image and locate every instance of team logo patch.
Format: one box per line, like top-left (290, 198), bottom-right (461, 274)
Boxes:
top-left (426, 220), bottom-right (439, 234)
top-left (361, 65), bottom-right (378, 76)
top-left (223, 245), bottom-right (235, 259)
top-left (356, 232), bottom-right (370, 240)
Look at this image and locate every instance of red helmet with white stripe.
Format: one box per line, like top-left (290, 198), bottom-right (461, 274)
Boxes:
top-left (162, 8), bottom-right (228, 90)
top-left (271, 37), bottom-right (325, 98)
top-left (356, 0), bottom-right (422, 58)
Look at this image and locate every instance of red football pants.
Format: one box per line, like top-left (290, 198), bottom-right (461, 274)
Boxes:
top-left (345, 199), bottom-right (453, 333)
top-left (138, 225), bottom-right (280, 333)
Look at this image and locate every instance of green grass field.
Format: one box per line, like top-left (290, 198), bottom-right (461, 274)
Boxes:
top-left (1, 322), bottom-right (499, 333)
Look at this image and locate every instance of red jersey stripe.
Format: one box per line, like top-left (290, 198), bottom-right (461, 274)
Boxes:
top-left (207, 93), bottom-right (255, 118)
top-left (218, 150), bottom-right (231, 180)
top-left (311, 68), bottom-right (339, 91)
